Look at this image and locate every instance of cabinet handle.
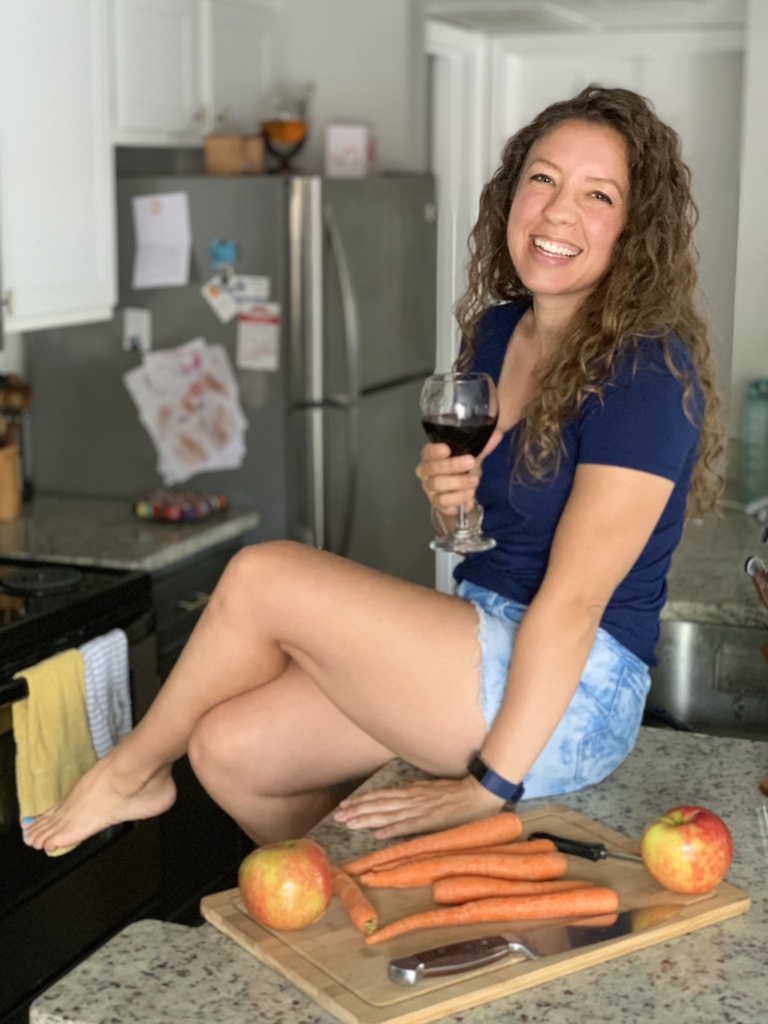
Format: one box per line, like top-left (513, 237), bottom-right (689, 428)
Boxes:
top-left (1, 290), bottom-right (14, 316)
top-left (193, 104), bottom-right (209, 128)
top-left (177, 591), bottom-right (211, 612)
top-left (216, 107), bottom-right (233, 130)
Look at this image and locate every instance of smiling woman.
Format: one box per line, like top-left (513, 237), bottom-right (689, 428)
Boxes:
top-left (22, 87), bottom-right (725, 857)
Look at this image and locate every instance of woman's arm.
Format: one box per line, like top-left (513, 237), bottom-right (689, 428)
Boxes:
top-left (335, 461), bottom-right (675, 838)
top-left (478, 461), bottom-right (674, 785)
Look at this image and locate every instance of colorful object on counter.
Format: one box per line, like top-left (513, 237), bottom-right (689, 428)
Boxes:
top-left (134, 490), bottom-right (228, 522)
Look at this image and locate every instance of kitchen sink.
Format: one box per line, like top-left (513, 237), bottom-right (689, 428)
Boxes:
top-left (646, 620), bottom-right (768, 741)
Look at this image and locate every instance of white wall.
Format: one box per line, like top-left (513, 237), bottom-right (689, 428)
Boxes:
top-left (276, 0), bottom-right (427, 173)
top-left (731, 0), bottom-right (768, 435)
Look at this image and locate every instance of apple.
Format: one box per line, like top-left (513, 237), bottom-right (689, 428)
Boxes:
top-left (640, 806), bottom-right (734, 894)
top-left (238, 838), bottom-right (332, 931)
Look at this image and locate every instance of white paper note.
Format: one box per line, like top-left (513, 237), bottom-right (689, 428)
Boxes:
top-left (236, 303), bottom-right (281, 372)
top-left (131, 192), bottom-right (192, 290)
top-left (201, 276), bottom-right (241, 323)
top-left (124, 338), bottom-right (249, 485)
top-left (229, 275), bottom-right (271, 304)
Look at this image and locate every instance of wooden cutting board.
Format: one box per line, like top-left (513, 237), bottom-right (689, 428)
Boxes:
top-left (200, 805), bottom-right (750, 1024)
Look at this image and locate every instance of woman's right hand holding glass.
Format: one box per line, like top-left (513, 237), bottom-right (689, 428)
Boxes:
top-left (415, 430), bottom-right (503, 525)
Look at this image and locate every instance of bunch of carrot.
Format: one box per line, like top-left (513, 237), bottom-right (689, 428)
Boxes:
top-left (327, 813), bottom-right (618, 946)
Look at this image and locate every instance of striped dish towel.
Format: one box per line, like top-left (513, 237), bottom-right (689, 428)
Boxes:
top-left (79, 629), bottom-right (132, 759)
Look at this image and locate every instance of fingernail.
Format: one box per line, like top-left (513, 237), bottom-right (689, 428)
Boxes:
top-left (22, 817), bottom-right (34, 825)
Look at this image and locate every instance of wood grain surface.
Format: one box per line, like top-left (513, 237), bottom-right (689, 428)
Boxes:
top-left (200, 804), bottom-right (750, 1024)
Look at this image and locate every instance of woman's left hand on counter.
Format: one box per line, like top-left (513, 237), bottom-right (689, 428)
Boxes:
top-left (332, 776), bottom-right (506, 839)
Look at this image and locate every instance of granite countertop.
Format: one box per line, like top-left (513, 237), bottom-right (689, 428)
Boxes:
top-left (662, 505), bottom-right (768, 628)
top-left (0, 495), bottom-right (260, 573)
top-left (31, 728), bottom-right (768, 1024)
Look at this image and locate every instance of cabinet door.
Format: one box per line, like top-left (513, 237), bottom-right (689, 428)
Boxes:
top-left (112, 0), bottom-right (205, 141)
top-left (0, 0), bottom-right (116, 332)
top-left (206, 0), bottom-right (279, 134)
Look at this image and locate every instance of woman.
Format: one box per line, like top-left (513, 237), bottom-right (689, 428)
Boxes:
top-left (24, 86), bottom-right (722, 854)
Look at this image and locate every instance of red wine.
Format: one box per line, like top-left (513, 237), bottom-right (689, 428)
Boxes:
top-left (421, 414), bottom-right (497, 456)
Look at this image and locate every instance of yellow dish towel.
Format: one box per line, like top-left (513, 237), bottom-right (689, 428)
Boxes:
top-left (13, 649), bottom-right (97, 857)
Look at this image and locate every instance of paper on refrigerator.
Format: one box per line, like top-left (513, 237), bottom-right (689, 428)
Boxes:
top-left (131, 192), bottom-right (193, 289)
top-left (124, 338), bottom-right (248, 486)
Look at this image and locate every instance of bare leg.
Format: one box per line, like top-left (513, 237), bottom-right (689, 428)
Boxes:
top-left (188, 660), bottom-right (395, 844)
top-left (25, 541), bottom-right (486, 852)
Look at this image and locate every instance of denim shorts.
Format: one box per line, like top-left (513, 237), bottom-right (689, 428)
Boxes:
top-left (457, 580), bottom-right (652, 800)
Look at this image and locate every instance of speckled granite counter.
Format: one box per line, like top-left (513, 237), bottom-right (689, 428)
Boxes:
top-left (31, 728), bottom-right (768, 1024)
top-left (0, 496), bottom-right (260, 572)
top-left (662, 505), bottom-right (768, 628)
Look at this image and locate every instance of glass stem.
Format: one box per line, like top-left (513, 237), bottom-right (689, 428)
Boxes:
top-left (455, 504), bottom-right (472, 537)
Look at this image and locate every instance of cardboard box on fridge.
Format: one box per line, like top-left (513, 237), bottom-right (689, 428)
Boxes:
top-left (205, 135), bottom-right (265, 175)
top-left (324, 124), bottom-right (375, 179)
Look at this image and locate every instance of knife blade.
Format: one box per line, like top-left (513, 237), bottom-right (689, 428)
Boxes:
top-left (388, 906), bottom-right (678, 985)
top-left (528, 831), bottom-right (644, 864)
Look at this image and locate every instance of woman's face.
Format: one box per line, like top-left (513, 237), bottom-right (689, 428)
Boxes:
top-left (506, 120), bottom-right (629, 304)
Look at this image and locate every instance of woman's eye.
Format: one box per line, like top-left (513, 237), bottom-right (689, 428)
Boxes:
top-left (591, 191), bottom-right (613, 205)
top-left (530, 173), bottom-right (553, 184)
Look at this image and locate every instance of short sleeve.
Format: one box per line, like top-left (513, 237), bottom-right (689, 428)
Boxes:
top-left (577, 340), bottom-right (702, 482)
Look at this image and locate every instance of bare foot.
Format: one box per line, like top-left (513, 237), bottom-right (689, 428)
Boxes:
top-left (21, 752), bottom-right (177, 853)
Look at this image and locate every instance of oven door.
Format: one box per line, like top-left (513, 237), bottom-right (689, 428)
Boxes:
top-left (0, 618), bottom-right (162, 1024)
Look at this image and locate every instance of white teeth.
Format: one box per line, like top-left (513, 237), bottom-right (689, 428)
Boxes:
top-left (533, 237), bottom-right (579, 258)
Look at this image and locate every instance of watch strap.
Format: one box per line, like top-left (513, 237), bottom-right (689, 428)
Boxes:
top-left (467, 755), bottom-right (525, 803)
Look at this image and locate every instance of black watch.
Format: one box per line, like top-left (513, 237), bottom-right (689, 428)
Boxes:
top-left (467, 755), bottom-right (525, 803)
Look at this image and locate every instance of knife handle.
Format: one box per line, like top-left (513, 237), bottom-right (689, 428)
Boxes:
top-left (388, 934), bottom-right (533, 986)
top-left (528, 831), bottom-right (607, 861)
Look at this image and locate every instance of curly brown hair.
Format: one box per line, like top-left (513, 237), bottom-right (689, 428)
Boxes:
top-left (455, 85), bottom-right (723, 515)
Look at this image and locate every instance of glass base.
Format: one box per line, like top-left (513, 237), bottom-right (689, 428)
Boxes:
top-left (430, 532), bottom-right (497, 555)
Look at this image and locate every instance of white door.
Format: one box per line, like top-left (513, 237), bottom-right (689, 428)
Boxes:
top-left (112, 0), bottom-right (206, 141)
top-left (0, 0), bottom-right (116, 332)
top-left (206, 0), bottom-right (279, 134)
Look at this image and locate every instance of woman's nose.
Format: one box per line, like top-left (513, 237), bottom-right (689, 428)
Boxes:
top-left (543, 188), bottom-right (577, 223)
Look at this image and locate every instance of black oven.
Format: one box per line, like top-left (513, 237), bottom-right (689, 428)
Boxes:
top-left (0, 558), bottom-right (161, 1024)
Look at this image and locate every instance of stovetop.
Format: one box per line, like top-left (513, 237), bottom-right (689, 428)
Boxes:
top-left (0, 557), bottom-right (153, 684)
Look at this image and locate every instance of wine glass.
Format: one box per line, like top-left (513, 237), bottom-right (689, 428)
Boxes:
top-left (420, 373), bottom-right (499, 554)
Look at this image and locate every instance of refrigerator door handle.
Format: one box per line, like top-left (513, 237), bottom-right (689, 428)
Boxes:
top-left (324, 203), bottom-right (361, 557)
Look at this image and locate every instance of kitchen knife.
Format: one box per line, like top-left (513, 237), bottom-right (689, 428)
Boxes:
top-left (528, 831), bottom-right (644, 864)
top-left (389, 907), bottom-right (674, 985)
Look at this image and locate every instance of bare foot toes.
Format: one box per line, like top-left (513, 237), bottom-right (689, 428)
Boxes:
top-left (22, 756), bottom-right (177, 852)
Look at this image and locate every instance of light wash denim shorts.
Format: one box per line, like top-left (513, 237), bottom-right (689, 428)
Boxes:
top-left (456, 580), bottom-right (652, 800)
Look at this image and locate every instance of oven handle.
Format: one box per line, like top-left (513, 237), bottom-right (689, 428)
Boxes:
top-left (0, 675), bottom-right (29, 706)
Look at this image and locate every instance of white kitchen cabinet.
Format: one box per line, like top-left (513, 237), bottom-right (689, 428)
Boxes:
top-left (111, 0), bottom-right (205, 142)
top-left (111, 0), bottom-right (279, 145)
top-left (0, 0), bottom-right (116, 333)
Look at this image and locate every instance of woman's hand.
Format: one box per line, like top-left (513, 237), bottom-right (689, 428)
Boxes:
top-left (415, 430), bottom-right (503, 518)
top-left (332, 776), bottom-right (505, 840)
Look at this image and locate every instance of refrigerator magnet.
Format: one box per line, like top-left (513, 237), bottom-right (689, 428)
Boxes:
top-left (236, 303), bottom-right (281, 372)
top-left (201, 276), bottom-right (240, 323)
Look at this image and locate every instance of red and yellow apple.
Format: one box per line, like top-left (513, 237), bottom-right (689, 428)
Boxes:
top-left (640, 806), bottom-right (734, 894)
top-left (238, 838), bottom-right (332, 931)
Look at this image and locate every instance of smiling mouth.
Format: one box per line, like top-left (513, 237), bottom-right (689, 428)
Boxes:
top-left (532, 236), bottom-right (581, 258)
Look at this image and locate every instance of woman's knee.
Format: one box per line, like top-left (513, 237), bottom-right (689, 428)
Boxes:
top-left (188, 703), bottom-right (287, 797)
top-left (211, 540), bottom-right (309, 609)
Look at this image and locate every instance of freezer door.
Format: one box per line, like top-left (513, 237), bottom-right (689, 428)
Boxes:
top-left (290, 378), bottom-right (434, 586)
top-left (322, 175), bottom-right (437, 396)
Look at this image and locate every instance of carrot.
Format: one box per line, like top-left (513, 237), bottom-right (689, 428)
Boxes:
top-left (330, 865), bottom-right (378, 935)
top-left (433, 876), bottom-right (595, 904)
top-left (342, 813), bottom-right (522, 876)
top-left (360, 851), bottom-right (568, 889)
top-left (365, 887), bottom-right (620, 946)
top-left (371, 838), bottom-right (557, 872)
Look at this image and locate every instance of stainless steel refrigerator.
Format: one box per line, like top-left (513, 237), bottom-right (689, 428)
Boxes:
top-left (25, 174), bottom-right (438, 585)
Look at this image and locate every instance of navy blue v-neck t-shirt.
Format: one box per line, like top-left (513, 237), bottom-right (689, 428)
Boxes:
top-left (453, 302), bottom-right (703, 666)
